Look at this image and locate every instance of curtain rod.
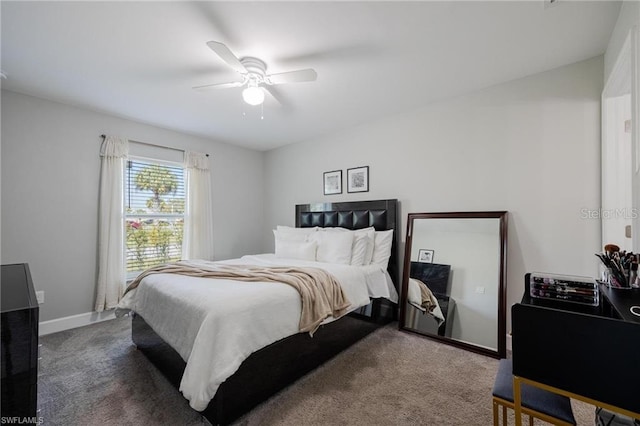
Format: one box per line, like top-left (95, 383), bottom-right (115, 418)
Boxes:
top-left (101, 134), bottom-right (209, 157)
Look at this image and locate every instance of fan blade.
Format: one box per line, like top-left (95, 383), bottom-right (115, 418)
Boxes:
top-left (266, 69), bottom-right (317, 85)
top-left (206, 41), bottom-right (247, 74)
top-left (193, 81), bottom-right (244, 91)
top-left (263, 86), bottom-right (293, 112)
top-left (262, 86), bottom-right (282, 106)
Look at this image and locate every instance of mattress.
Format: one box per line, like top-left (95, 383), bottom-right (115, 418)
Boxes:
top-left (116, 254), bottom-right (397, 411)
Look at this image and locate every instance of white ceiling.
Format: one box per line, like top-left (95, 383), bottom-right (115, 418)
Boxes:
top-left (1, 1), bottom-right (621, 151)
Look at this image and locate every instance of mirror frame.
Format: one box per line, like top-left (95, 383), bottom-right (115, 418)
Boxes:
top-left (398, 211), bottom-right (508, 358)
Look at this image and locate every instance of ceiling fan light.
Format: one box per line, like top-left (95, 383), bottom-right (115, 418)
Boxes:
top-left (242, 86), bottom-right (264, 106)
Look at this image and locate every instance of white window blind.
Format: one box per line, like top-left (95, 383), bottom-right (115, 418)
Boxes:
top-left (124, 158), bottom-right (185, 277)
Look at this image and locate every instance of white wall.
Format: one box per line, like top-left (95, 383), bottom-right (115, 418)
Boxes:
top-left (602, 94), bottom-right (633, 252)
top-left (604, 1), bottom-right (640, 84)
top-left (264, 56), bottom-right (603, 326)
top-left (1, 90), bottom-right (265, 321)
top-left (603, 1), bottom-right (640, 253)
top-left (0, 55), bottom-right (605, 327)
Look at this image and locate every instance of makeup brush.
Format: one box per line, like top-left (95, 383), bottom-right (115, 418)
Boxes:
top-left (629, 262), bottom-right (638, 288)
top-left (595, 253), bottom-right (627, 287)
top-left (604, 244), bottom-right (620, 255)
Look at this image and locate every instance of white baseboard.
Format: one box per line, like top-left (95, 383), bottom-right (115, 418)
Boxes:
top-left (39, 310), bottom-right (117, 336)
top-left (506, 333), bottom-right (512, 352)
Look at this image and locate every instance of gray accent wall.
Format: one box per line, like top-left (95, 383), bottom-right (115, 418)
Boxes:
top-left (263, 56), bottom-right (604, 325)
top-left (1, 90), bottom-right (265, 321)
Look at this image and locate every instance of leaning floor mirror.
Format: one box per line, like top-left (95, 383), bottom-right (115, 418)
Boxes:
top-left (399, 211), bottom-right (508, 358)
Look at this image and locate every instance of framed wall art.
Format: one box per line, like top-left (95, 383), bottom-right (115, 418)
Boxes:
top-left (417, 249), bottom-right (434, 263)
top-left (323, 170), bottom-right (342, 195)
top-left (347, 166), bottom-right (369, 193)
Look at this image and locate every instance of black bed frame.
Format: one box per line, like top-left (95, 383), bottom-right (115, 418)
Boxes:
top-left (132, 199), bottom-right (399, 425)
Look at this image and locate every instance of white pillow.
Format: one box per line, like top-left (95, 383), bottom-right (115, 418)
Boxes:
top-left (371, 229), bottom-right (394, 268)
top-left (357, 228), bottom-right (376, 265)
top-left (309, 231), bottom-right (354, 264)
top-left (321, 226), bottom-right (372, 235)
top-left (351, 228), bottom-right (376, 265)
top-left (276, 225), bottom-right (318, 237)
top-left (320, 227), bottom-right (351, 232)
top-left (275, 240), bottom-right (317, 261)
top-left (350, 233), bottom-right (374, 266)
top-left (319, 226), bottom-right (376, 266)
top-left (273, 229), bottom-right (308, 243)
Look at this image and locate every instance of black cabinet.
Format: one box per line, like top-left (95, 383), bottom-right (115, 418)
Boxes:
top-left (1, 263), bottom-right (39, 418)
top-left (512, 273), bottom-right (640, 415)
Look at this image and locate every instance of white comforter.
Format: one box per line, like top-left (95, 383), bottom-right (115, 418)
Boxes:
top-left (116, 254), bottom-right (397, 411)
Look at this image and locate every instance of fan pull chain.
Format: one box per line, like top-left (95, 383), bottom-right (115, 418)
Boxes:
top-left (261, 102), bottom-right (264, 120)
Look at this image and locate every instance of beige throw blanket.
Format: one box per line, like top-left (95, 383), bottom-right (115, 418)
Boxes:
top-left (408, 278), bottom-right (445, 325)
top-left (417, 279), bottom-right (439, 313)
top-left (125, 261), bottom-right (351, 335)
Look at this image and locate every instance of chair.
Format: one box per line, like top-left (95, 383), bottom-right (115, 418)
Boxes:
top-left (492, 359), bottom-right (576, 426)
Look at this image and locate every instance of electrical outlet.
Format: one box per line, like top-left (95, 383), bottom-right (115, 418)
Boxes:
top-left (475, 286), bottom-right (485, 294)
top-left (36, 291), bottom-right (44, 304)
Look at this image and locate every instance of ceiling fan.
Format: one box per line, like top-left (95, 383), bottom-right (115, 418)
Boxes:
top-left (193, 41), bottom-right (317, 106)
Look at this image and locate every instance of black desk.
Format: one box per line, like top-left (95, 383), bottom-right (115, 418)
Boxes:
top-left (600, 284), bottom-right (640, 323)
top-left (511, 274), bottom-right (640, 425)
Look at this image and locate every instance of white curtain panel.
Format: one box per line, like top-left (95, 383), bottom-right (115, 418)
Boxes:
top-left (182, 151), bottom-right (213, 260)
top-left (95, 136), bottom-right (128, 312)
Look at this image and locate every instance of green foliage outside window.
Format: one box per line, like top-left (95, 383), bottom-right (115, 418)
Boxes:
top-left (125, 162), bottom-right (185, 273)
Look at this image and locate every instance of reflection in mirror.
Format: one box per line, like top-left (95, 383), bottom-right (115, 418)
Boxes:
top-left (399, 212), bottom-right (508, 358)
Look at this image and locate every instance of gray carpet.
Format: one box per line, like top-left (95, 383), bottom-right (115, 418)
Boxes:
top-left (38, 317), bottom-right (594, 425)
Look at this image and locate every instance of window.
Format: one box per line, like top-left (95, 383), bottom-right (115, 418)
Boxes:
top-left (124, 158), bottom-right (185, 278)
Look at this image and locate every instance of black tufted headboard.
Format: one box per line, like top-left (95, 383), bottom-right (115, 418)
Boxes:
top-left (295, 199), bottom-right (399, 288)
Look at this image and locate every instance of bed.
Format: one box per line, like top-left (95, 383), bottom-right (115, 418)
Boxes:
top-left (122, 199), bottom-right (399, 425)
